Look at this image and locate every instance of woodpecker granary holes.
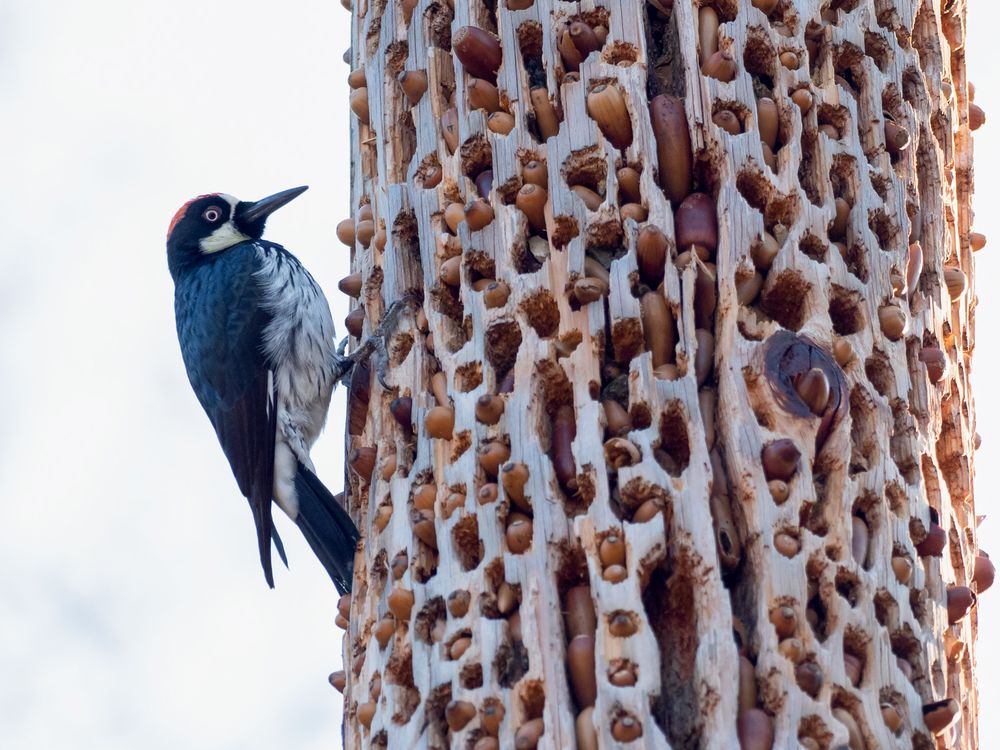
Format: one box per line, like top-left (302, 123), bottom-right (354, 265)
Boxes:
top-left (798, 232), bottom-right (827, 263)
top-left (452, 514), bottom-right (484, 571)
top-left (562, 146), bottom-right (607, 200)
top-left (425, 2), bottom-right (454, 50)
top-left (760, 269), bottom-right (810, 331)
top-left (484, 320), bottom-right (522, 378)
top-left (864, 349), bottom-right (895, 398)
top-left (654, 401), bottom-right (691, 477)
top-left (798, 130), bottom-right (823, 207)
top-left (869, 208), bottom-right (899, 251)
top-left (520, 289), bottom-right (560, 339)
top-left (829, 284), bottom-right (865, 335)
top-left (743, 27), bottom-right (777, 85)
top-left (460, 134), bottom-right (493, 183)
top-left (849, 385), bottom-right (877, 476)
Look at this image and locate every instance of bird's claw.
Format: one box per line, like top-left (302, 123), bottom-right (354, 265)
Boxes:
top-left (333, 292), bottom-right (421, 389)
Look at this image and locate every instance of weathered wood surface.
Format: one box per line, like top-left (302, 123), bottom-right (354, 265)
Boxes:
top-left (337, 0), bottom-right (984, 748)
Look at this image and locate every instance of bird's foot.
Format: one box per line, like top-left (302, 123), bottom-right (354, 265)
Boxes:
top-left (333, 292), bottom-right (421, 388)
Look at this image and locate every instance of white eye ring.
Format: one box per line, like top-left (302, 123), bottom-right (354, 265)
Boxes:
top-left (203, 207), bottom-right (223, 222)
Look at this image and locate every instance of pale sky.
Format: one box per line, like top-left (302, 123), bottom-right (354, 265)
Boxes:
top-left (1, 1), bottom-right (998, 748)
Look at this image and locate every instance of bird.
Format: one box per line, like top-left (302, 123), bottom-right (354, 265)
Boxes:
top-left (166, 186), bottom-right (359, 593)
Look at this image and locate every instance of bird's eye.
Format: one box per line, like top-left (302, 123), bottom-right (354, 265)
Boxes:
top-left (202, 207), bottom-right (224, 223)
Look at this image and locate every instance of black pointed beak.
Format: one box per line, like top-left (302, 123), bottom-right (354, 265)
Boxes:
top-left (236, 186), bottom-right (309, 227)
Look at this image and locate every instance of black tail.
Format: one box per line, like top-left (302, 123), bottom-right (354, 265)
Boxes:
top-left (293, 462), bottom-right (360, 594)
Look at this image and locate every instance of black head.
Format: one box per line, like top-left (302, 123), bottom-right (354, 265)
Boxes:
top-left (166, 186), bottom-right (308, 276)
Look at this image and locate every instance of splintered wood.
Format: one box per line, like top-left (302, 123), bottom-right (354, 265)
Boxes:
top-left (335, 0), bottom-right (988, 748)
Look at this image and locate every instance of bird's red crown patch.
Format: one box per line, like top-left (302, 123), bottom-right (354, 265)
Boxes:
top-left (167, 193), bottom-right (221, 239)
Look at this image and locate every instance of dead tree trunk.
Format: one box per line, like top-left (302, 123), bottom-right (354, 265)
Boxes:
top-left (332, 0), bottom-right (989, 747)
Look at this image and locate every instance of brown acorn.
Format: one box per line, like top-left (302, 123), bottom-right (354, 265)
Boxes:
top-left (737, 708), bottom-right (774, 750)
top-left (698, 6), bottom-right (719, 64)
top-left (487, 111), bottom-right (515, 134)
top-left (757, 97), bottom-right (778, 150)
top-left (453, 26), bottom-right (502, 81)
top-left (522, 159), bottom-right (548, 189)
top-left (878, 305), bottom-right (906, 340)
top-left (467, 77), bottom-right (501, 112)
top-left (566, 634), bottom-right (597, 707)
top-left (398, 70), bottom-right (427, 105)
top-left (919, 346), bottom-right (947, 383)
top-left (923, 698), bottom-right (960, 734)
top-left (851, 516), bottom-right (869, 566)
top-left (713, 109), bottom-right (741, 135)
top-left (701, 49), bottom-right (737, 81)
top-left (947, 585), bottom-right (977, 623)
top-left (587, 83), bottom-right (633, 150)
top-left (675, 192), bottom-right (718, 257)
top-left (564, 585), bottom-right (596, 637)
top-left (649, 95), bottom-right (693, 204)
top-left (885, 119), bottom-right (910, 152)
top-left (349, 87), bottom-right (370, 124)
top-left (514, 718), bottom-right (544, 749)
top-left (761, 439), bottom-right (799, 482)
top-left (973, 552), bottom-right (995, 592)
top-left (516, 183), bottom-right (548, 234)
top-left (446, 700), bottom-right (477, 731)
top-left (611, 715), bottom-right (642, 742)
top-left (795, 368), bottom-right (830, 415)
top-left (328, 670), bottom-right (346, 692)
top-left (969, 102), bottom-right (986, 131)
top-left (387, 587), bottom-right (414, 621)
top-left (349, 446), bottom-right (376, 482)
top-left (530, 87), bottom-right (560, 139)
top-left (944, 266), bottom-right (967, 299)
top-left (617, 166), bottom-right (642, 203)
top-left (440, 107), bottom-right (459, 153)
top-left (916, 521), bottom-right (947, 557)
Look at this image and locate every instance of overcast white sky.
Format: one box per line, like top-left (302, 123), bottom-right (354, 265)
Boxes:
top-left (1, 1), bottom-right (998, 748)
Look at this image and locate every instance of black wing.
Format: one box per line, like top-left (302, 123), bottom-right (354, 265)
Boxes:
top-left (175, 245), bottom-right (280, 586)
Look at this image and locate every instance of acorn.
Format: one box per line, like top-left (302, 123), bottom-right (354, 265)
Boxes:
top-left (795, 368), bottom-right (830, 415)
top-left (919, 346), bottom-right (948, 383)
top-left (795, 662), bottom-right (823, 697)
top-left (891, 555), bottom-right (913, 584)
top-left (523, 159), bottom-right (548, 189)
top-left (881, 703), bottom-right (903, 734)
top-left (973, 552), bottom-right (995, 592)
top-left (768, 479), bottom-right (789, 504)
top-left (398, 70), bottom-right (427, 105)
top-left (923, 698), bottom-right (960, 734)
top-left (611, 715), bottom-right (642, 742)
top-left (751, 230), bottom-right (780, 270)
top-left (514, 718), bottom-right (544, 749)
top-left (769, 605), bottom-right (797, 638)
top-left (441, 107), bottom-right (460, 152)
top-left (531, 87), bottom-right (560, 139)
top-left (632, 497), bottom-right (664, 523)
top-left (453, 26), bottom-right (502, 81)
top-left (761, 439), bottom-right (800, 482)
top-left (336, 218), bottom-right (356, 246)
top-left (701, 50), bottom-right (737, 82)
top-left (475, 394), bottom-right (505, 425)
top-left (843, 652), bottom-right (863, 686)
top-left (481, 701), bottom-right (505, 736)
top-left (506, 517), bottom-right (533, 553)
top-left (620, 202), bottom-right (648, 223)
top-left (738, 656), bottom-right (757, 711)
top-left (944, 267), bottom-right (967, 299)
top-left (355, 219), bottom-right (375, 248)
top-left (757, 97), bottom-right (779, 151)
top-left (791, 88), bottom-right (813, 112)
top-left (698, 6), bottom-right (719, 64)
top-left (328, 670), bottom-right (346, 692)
top-left (737, 708), bottom-right (774, 750)
top-left (649, 95), bottom-right (693, 204)
top-left (587, 83), bottom-right (633, 150)
top-left (570, 184), bottom-right (603, 210)
top-left (449, 636), bottom-right (472, 660)
top-left (947, 585), bottom-right (977, 623)
top-left (479, 441), bottom-right (511, 477)
top-left (970, 231), bottom-right (987, 251)
top-left (516, 183), bottom-right (548, 234)
top-left (412, 508), bottom-right (437, 549)
top-left (487, 111), bottom-right (515, 134)
top-left (617, 166), bottom-right (642, 203)
top-left (349, 446), bottom-right (376, 482)
top-left (565, 585), bottom-right (596, 637)
top-left (675, 193), bottom-right (718, 257)
top-left (387, 587), bottom-right (414, 621)
top-left (446, 700), bottom-right (477, 731)
top-left (774, 531), bottom-right (800, 557)
top-left (832, 708), bottom-right (864, 750)
top-left (830, 197), bottom-right (850, 240)
top-left (374, 614), bottom-right (395, 648)
top-left (566, 634), bottom-right (597, 707)
top-left (501, 462), bottom-right (530, 510)
top-left (969, 102), bottom-right (986, 131)
top-left (608, 611), bottom-right (637, 637)
top-left (884, 119), bottom-right (910, 152)
top-left (356, 701), bottom-right (376, 728)
top-left (447, 588), bottom-right (471, 618)
top-left (467, 77), bottom-right (501, 112)
top-left (779, 50), bottom-right (799, 69)
top-left (878, 305), bottom-right (906, 340)
top-left (349, 87), bottom-right (370, 124)
top-left (424, 405), bottom-right (455, 439)
top-left (439, 255), bottom-right (461, 287)
top-left (916, 522), bottom-right (947, 557)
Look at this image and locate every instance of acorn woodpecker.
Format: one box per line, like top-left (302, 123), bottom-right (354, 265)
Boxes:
top-left (166, 186), bottom-right (359, 593)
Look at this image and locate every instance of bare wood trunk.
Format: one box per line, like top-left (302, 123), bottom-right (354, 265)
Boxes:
top-left (334, 0), bottom-right (986, 748)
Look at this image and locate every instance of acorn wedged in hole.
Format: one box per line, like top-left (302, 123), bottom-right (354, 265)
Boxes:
top-left (794, 367), bottom-right (830, 416)
top-left (701, 50), bottom-right (737, 81)
top-left (675, 192), bottom-right (718, 257)
top-left (516, 183), bottom-right (548, 234)
top-left (947, 585), bottom-right (976, 623)
top-left (919, 346), bottom-right (947, 383)
top-left (974, 552), bottom-right (995, 592)
top-left (923, 698), bottom-right (960, 734)
top-left (737, 708), bottom-right (774, 750)
top-left (761, 439), bottom-right (800, 482)
top-left (566, 634), bottom-right (597, 707)
top-left (453, 26), bottom-right (502, 81)
top-left (649, 94), bottom-right (693, 204)
top-left (587, 83), bottom-right (633, 150)
top-left (467, 77), bottom-right (501, 112)
top-left (916, 522), bottom-right (947, 557)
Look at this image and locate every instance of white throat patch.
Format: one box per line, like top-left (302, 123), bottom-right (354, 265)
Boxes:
top-left (197, 194), bottom-right (248, 253)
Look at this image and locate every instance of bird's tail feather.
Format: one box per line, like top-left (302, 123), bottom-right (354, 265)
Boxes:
top-left (293, 462), bottom-right (359, 594)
